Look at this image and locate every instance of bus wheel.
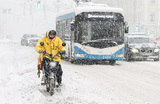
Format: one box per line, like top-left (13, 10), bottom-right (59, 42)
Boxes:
top-left (126, 53), bottom-right (131, 62)
top-left (109, 60), bottom-right (116, 65)
top-left (70, 59), bottom-right (75, 64)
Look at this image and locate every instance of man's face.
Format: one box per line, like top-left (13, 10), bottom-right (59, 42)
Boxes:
top-left (49, 34), bottom-right (55, 39)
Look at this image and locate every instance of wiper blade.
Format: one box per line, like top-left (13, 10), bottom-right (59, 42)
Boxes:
top-left (82, 38), bottom-right (117, 45)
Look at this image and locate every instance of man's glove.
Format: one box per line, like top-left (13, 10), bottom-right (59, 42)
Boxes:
top-left (59, 51), bottom-right (66, 54)
top-left (39, 50), bottom-right (44, 53)
top-left (37, 70), bottom-right (41, 78)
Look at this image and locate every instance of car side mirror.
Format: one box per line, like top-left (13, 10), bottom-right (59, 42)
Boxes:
top-left (40, 42), bottom-right (44, 46)
top-left (62, 42), bottom-right (66, 46)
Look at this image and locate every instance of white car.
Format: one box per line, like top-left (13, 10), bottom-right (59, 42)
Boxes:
top-left (21, 34), bottom-right (40, 46)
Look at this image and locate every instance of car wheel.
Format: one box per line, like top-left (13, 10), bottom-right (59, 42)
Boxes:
top-left (70, 59), bottom-right (75, 64)
top-left (21, 41), bottom-right (24, 46)
top-left (142, 58), bottom-right (147, 61)
top-left (154, 58), bottom-right (159, 61)
top-left (25, 42), bottom-right (29, 46)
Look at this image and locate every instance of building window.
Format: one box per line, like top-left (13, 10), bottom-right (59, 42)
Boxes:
top-left (151, 0), bottom-right (155, 3)
top-left (150, 13), bottom-right (155, 22)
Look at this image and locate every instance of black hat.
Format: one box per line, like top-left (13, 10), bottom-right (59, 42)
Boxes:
top-left (49, 30), bottom-right (56, 35)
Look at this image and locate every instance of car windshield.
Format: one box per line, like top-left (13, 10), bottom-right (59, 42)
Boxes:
top-left (128, 37), bottom-right (151, 44)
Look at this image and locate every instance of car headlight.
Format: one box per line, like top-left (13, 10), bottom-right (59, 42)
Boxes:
top-left (27, 39), bottom-right (30, 43)
top-left (75, 54), bottom-right (84, 57)
top-left (49, 62), bottom-right (57, 68)
top-left (130, 48), bottom-right (139, 53)
top-left (154, 49), bottom-right (159, 52)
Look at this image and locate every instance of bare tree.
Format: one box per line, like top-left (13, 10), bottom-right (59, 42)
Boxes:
top-left (73, 0), bottom-right (91, 5)
top-left (73, 0), bottom-right (79, 5)
top-left (81, 0), bottom-right (91, 2)
top-left (85, 0), bottom-right (91, 2)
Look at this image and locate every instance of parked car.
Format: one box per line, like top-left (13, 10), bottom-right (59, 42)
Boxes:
top-left (152, 37), bottom-right (160, 49)
top-left (21, 34), bottom-right (40, 46)
top-left (124, 33), bottom-right (159, 61)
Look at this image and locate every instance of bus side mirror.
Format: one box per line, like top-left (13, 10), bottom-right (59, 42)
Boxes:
top-left (124, 21), bottom-right (129, 33)
top-left (71, 21), bottom-right (75, 31)
top-left (40, 42), bottom-right (44, 46)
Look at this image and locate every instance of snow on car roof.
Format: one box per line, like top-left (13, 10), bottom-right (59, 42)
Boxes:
top-left (126, 32), bottom-right (149, 38)
top-left (129, 32), bottom-right (146, 35)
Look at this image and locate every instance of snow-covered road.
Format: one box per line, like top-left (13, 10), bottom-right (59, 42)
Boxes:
top-left (0, 40), bottom-right (160, 104)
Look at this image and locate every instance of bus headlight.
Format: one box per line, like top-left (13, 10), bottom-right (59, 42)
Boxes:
top-left (154, 49), bottom-right (159, 52)
top-left (130, 48), bottom-right (139, 53)
top-left (75, 54), bottom-right (84, 57)
top-left (116, 54), bottom-right (123, 58)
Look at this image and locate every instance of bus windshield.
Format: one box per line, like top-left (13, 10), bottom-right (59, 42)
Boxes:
top-left (74, 12), bottom-right (125, 45)
top-left (81, 20), bottom-right (123, 41)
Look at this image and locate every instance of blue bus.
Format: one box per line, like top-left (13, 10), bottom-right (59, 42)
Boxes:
top-left (56, 2), bottom-right (129, 65)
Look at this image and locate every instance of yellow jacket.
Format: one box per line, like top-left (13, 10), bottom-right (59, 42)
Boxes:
top-left (35, 32), bottom-right (65, 65)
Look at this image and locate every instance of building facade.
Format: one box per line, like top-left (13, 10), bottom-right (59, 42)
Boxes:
top-left (92, 0), bottom-right (160, 38)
